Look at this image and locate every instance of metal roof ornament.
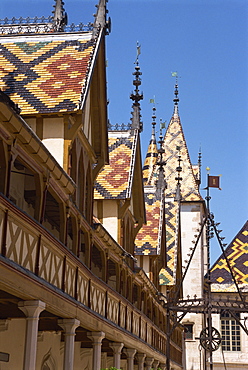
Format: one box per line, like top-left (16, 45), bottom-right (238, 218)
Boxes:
top-left (175, 146), bottom-right (182, 202)
top-left (130, 42), bottom-right (143, 133)
top-left (171, 72), bottom-right (180, 117)
top-left (156, 119), bottom-right (167, 198)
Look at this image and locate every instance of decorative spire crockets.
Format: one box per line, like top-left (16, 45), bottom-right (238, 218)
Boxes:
top-left (93, 0), bottom-right (111, 36)
top-left (130, 43), bottom-right (143, 133)
top-left (52, 0), bottom-right (68, 31)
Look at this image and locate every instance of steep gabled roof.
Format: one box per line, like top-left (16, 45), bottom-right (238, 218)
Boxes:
top-left (159, 199), bottom-right (180, 285)
top-left (0, 33), bottom-right (97, 115)
top-left (94, 132), bottom-right (137, 199)
top-left (135, 189), bottom-right (164, 255)
top-left (211, 220), bottom-right (248, 292)
top-left (163, 113), bottom-right (202, 201)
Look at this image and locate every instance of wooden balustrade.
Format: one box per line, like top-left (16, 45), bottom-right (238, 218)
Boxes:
top-left (0, 196), bottom-right (182, 363)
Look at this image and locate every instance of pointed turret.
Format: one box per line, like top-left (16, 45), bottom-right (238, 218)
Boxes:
top-left (52, 0), bottom-right (68, 31)
top-left (163, 84), bottom-right (202, 201)
top-left (143, 106), bottom-right (158, 186)
top-left (130, 47), bottom-right (143, 133)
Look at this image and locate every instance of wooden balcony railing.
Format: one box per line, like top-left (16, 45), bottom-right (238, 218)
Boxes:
top-left (0, 195), bottom-right (182, 364)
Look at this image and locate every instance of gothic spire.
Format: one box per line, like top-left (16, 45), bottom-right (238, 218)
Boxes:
top-left (162, 84), bottom-right (202, 201)
top-left (130, 43), bottom-right (143, 133)
top-left (52, 0), bottom-right (67, 31)
top-left (93, 0), bottom-right (111, 36)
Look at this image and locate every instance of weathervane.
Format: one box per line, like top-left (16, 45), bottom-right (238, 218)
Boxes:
top-left (135, 41), bottom-right (141, 65)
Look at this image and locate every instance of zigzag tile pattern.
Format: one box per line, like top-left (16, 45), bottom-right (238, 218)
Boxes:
top-left (135, 192), bottom-right (162, 255)
top-left (0, 38), bottom-right (94, 114)
top-left (159, 200), bottom-right (179, 285)
top-left (211, 221), bottom-right (248, 291)
top-left (143, 136), bottom-right (158, 186)
top-left (163, 116), bottom-right (201, 201)
top-left (94, 136), bottom-right (134, 199)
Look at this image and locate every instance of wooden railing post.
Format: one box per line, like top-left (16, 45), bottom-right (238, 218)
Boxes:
top-left (1, 209), bottom-right (8, 256)
top-left (61, 255), bottom-right (66, 291)
top-left (88, 279), bottom-right (91, 309)
top-left (74, 267), bottom-right (78, 300)
top-left (105, 290), bottom-right (108, 319)
top-left (35, 234), bottom-right (41, 275)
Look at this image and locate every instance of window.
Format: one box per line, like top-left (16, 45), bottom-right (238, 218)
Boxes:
top-left (184, 324), bottom-right (193, 340)
top-left (221, 312), bottom-right (241, 351)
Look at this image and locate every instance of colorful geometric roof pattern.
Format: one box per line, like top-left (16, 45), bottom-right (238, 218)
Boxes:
top-left (135, 190), bottom-right (163, 255)
top-left (94, 135), bottom-right (136, 199)
top-left (0, 34), bottom-right (94, 114)
top-left (159, 200), bottom-right (180, 285)
top-left (211, 221), bottom-right (248, 292)
top-left (163, 114), bottom-right (202, 201)
top-left (142, 132), bottom-right (158, 186)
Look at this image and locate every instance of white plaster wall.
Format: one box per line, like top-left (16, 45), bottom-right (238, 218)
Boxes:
top-left (180, 202), bottom-right (206, 370)
top-left (182, 312), bottom-right (205, 370)
top-left (102, 200), bottom-right (118, 242)
top-left (42, 117), bottom-right (64, 167)
top-left (181, 203), bottom-right (205, 299)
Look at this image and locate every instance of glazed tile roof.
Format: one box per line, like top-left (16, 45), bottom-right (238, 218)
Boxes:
top-left (0, 34), bottom-right (95, 114)
top-left (211, 221), bottom-right (248, 292)
top-left (94, 134), bottom-right (136, 199)
top-left (159, 200), bottom-right (180, 285)
top-left (163, 114), bottom-right (202, 201)
top-left (135, 190), bottom-right (163, 255)
top-left (142, 133), bottom-right (158, 186)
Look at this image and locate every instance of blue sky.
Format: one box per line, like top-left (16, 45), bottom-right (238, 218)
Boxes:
top-left (1, 0), bottom-right (248, 264)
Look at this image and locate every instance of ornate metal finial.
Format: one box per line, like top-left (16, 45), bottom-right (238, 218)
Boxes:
top-left (171, 72), bottom-right (179, 117)
top-left (130, 42), bottom-right (143, 133)
top-left (156, 119), bottom-right (167, 198)
top-left (197, 146), bottom-right (202, 185)
top-left (151, 104), bottom-right (157, 141)
top-left (52, 0), bottom-right (68, 31)
top-left (175, 146), bottom-right (182, 201)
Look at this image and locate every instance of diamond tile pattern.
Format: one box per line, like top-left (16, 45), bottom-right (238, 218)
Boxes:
top-left (211, 221), bottom-right (248, 292)
top-left (0, 37), bottom-right (94, 114)
top-left (94, 136), bottom-right (135, 199)
top-left (135, 191), bottom-right (162, 255)
top-left (163, 115), bottom-right (201, 201)
top-left (159, 200), bottom-right (179, 285)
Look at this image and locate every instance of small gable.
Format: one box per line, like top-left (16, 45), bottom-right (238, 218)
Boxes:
top-left (211, 221), bottom-right (248, 292)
